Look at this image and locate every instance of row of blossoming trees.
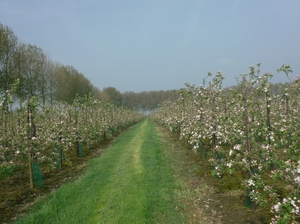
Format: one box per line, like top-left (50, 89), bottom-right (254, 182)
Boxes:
top-left (151, 64), bottom-right (300, 223)
top-left (0, 83), bottom-right (144, 189)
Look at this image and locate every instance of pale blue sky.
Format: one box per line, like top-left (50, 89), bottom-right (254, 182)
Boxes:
top-left (1, 1), bottom-right (299, 92)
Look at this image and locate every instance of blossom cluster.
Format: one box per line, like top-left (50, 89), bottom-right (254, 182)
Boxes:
top-left (271, 197), bottom-right (300, 224)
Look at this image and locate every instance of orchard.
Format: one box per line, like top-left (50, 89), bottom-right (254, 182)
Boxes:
top-left (151, 64), bottom-right (300, 223)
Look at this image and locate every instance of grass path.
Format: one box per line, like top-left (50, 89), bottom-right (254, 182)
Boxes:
top-left (12, 117), bottom-right (271, 224)
top-left (14, 118), bottom-right (186, 224)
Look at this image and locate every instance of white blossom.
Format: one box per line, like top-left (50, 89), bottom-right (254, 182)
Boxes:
top-left (294, 176), bottom-right (300, 184)
top-left (248, 179), bottom-right (255, 186)
top-left (226, 162), bottom-right (232, 168)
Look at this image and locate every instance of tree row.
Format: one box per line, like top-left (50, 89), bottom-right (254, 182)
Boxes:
top-left (151, 64), bottom-right (300, 223)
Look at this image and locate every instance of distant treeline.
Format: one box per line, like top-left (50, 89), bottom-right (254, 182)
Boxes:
top-left (99, 87), bottom-right (179, 113)
top-left (122, 90), bottom-right (179, 113)
top-left (0, 23), bottom-right (179, 112)
top-left (0, 23), bottom-right (289, 112)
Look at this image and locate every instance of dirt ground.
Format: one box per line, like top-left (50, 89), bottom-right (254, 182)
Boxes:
top-left (156, 125), bottom-right (270, 224)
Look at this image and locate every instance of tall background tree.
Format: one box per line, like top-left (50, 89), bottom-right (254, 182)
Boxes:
top-left (1, 23), bottom-right (95, 105)
top-left (52, 65), bottom-right (93, 104)
top-left (102, 87), bottom-right (123, 106)
top-left (0, 24), bottom-right (18, 93)
top-left (14, 44), bottom-right (46, 98)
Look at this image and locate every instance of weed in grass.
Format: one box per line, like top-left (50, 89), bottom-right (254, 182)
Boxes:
top-left (0, 165), bottom-right (15, 179)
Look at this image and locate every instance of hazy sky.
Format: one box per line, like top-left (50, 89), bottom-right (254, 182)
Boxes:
top-left (1, 1), bottom-right (299, 92)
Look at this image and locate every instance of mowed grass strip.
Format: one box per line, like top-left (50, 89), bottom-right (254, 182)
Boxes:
top-left (14, 118), bottom-right (184, 224)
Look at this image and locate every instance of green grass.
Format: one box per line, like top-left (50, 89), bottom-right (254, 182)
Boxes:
top-left (14, 118), bottom-right (184, 224)
top-left (0, 164), bottom-right (15, 179)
